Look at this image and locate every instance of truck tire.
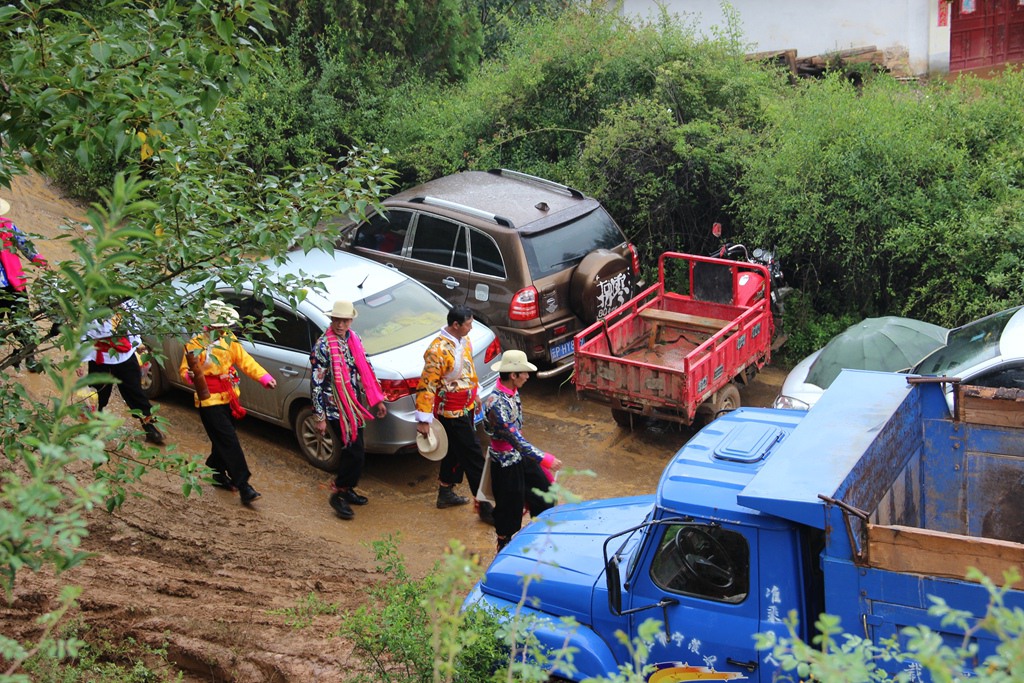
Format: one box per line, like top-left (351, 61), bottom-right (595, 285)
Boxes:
top-left (711, 383), bottom-right (741, 417)
top-left (696, 383), bottom-right (742, 426)
top-left (293, 404), bottom-right (340, 471)
top-left (570, 249), bottom-right (633, 323)
top-left (611, 407), bottom-right (648, 430)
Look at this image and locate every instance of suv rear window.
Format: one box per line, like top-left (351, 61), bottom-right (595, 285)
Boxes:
top-left (520, 208), bottom-right (625, 279)
top-left (355, 280), bottom-right (447, 355)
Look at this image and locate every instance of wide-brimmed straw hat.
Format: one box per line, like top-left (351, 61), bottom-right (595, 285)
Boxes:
top-left (415, 421), bottom-right (448, 461)
top-left (205, 300), bottom-right (240, 329)
top-left (330, 300), bottom-right (358, 319)
top-left (490, 349), bottom-right (538, 373)
top-left (0, 198), bottom-right (10, 215)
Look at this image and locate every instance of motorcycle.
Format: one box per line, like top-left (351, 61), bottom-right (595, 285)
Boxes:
top-left (710, 223), bottom-right (792, 347)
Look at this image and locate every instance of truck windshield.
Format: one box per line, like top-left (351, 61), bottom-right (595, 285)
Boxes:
top-left (649, 524), bottom-right (749, 604)
top-left (913, 307), bottom-right (1019, 377)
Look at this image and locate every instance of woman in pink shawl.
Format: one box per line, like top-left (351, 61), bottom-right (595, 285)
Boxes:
top-left (310, 299), bottom-right (387, 520)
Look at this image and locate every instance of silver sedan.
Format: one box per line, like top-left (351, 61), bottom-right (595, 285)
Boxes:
top-left (142, 249), bottom-right (502, 470)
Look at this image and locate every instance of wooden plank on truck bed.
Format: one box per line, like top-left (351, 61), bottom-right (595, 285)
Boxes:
top-left (638, 308), bottom-right (727, 332)
top-left (958, 385), bottom-right (1024, 428)
top-left (868, 524), bottom-right (1024, 585)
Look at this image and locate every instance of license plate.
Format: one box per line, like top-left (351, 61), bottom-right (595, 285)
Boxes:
top-left (549, 339), bottom-right (575, 362)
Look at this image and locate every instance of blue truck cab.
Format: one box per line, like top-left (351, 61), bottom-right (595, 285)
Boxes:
top-left (466, 371), bottom-right (1024, 681)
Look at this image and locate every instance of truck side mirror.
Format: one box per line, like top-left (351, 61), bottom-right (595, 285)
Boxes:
top-left (606, 555), bottom-right (623, 615)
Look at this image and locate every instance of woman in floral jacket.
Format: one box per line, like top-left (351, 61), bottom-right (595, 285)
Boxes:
top-left (482, 350), bottom-right (563, 551)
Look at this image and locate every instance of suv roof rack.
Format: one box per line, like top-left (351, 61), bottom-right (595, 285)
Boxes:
top-left (486, 168), bottom-right (585, 199)
top-left (411, 196), bottom-right (515, 228)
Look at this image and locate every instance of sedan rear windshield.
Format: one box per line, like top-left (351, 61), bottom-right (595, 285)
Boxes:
top-left (520, 208), bottom-right (626, 279)
top-left (354, 280), bottom-right (447, 355)
top-left (913, 307), bottom-right (1019, 377)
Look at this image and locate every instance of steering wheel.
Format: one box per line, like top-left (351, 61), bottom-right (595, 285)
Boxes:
top-left (670, 526), bottom-right (736, 592)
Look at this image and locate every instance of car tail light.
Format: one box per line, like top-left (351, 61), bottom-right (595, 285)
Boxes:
top-left (380, 378), bottom-right (420, 402)
top-left (484, 337), bottom-right (502, 364)
top-left (509, 286), bottom-right (539, 321)
top-left (627, 243), bottom-right (641, 276)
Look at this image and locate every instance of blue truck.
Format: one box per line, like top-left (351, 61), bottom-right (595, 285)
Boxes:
top-left (466, 370), bottom-right (1024, 681)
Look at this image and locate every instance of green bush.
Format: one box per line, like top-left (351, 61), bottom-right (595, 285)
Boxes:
top-left (336, 536), bottom-right (507, 683)
top-left (736, 70), bottom-right (1024, 328)
top-left (272, 0), bottom-right (483, 82)
top-left (20, 619), bottom-right (177, 683)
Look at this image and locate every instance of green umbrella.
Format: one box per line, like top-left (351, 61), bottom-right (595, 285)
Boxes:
top-left (806, 316), bottom-right (948, 389)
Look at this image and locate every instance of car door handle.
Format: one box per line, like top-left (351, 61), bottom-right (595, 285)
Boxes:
top-left (726, 658), bottom-right (757, 673)
top-left (442, 276), bottom-right (460, 289)
top-left (279, 366), bottom-right (301, 377)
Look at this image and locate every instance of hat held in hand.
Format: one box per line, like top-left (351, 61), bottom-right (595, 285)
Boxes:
top-left (416, 421), bottom-right (448, 461)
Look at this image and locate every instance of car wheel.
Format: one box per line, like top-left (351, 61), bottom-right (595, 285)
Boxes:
top-left (293, 404), bottom-right (340, 471)
top-left (570, 249), bottom-right (633, 324)
top-left (611, 407), bottom-right (648, 430)
top-left (140, 354), bottom-right (165, 399)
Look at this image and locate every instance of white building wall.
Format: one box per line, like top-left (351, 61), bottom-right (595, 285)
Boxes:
top-left (616, 0), bottom-right (949, 76)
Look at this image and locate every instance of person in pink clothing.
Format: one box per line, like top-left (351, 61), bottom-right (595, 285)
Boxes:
top-left (310, 299), bottom-right (387, 520)
top-left (0, 197), bottom-right (49, 371)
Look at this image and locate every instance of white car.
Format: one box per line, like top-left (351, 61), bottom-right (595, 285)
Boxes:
top-left (142, 248), bottom-right (502, 470)
top-left (774, 307), bottom-right (1024, 411)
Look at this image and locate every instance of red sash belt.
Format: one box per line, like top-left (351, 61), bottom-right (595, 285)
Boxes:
top-left (436, 389), bottom-right (474, 415)
top-left (93, 337), bottom-right (132, 365)
top-left (205, 374), bottom-right (247, 419)
top-left (489, 439), bottom-right (514, 452)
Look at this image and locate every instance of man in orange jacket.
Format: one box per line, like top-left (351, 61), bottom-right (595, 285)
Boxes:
top-left (180, 300), bottom-right (277, 505)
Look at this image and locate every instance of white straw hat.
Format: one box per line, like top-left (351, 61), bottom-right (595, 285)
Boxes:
top-left (490, 349), bottom-right (538, 373)
top-left (330, 300), bottom-right (358, 319)
top-left (415, 421), bottom-right (448, 461)
top-left (0, 198), bottom-right (10, 215)
top-left (205, 300), bottom-right (240, 328)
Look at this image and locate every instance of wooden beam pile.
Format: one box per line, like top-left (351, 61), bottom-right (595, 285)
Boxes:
top-left (747, 45), bottom-right (888, 80)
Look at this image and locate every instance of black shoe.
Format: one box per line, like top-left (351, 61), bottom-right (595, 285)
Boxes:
top-left (239, 485), bottom-right (261, 505)
top-left (478, 501), bottom-right (495, 526)
top-left (211, 472), bottom-right (237, 492)
top-left (436, 485), bottom-right (469, 509)
top-left (142, 421), bottom-right (166, 445)
top-left (329, 492), bottom-right (354, 519)
top-left (340, 488), bottom-right (368, 506)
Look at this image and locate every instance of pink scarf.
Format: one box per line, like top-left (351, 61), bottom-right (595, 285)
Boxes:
top-left (326, 328), bottom-right (384, 446)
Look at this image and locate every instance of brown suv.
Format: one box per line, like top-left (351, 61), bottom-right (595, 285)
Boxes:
top-left (340, 169), bottom-right (641, 377)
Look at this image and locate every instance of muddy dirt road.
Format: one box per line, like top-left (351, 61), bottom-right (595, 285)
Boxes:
top-left (0, 173), bottom-right (786, 681)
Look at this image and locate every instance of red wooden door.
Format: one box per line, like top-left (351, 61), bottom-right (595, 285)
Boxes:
top-left (950, 0), bottom-right (1024, 72)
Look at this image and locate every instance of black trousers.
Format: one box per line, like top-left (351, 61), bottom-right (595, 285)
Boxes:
top-left (437, 413), bottom-right (484, 495)
top-left (328, 421), bottom-right (365, 489)
top-left (88, 354), bottom-right (154, 418)
top-left (491, 457), bottom-right (554, 539)
top-left (199, 404), bottom-right (251, 488)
